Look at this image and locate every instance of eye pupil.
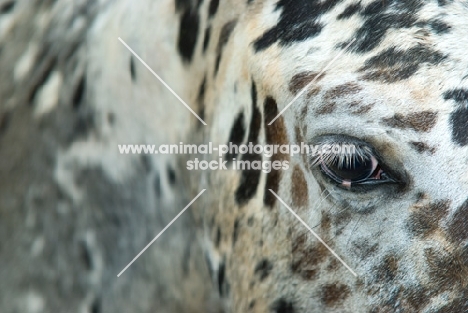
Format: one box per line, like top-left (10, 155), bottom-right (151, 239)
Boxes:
top-left (320, 154), bottom-right (378, 184)
top-left (336, 158), bottom-right (374, 180)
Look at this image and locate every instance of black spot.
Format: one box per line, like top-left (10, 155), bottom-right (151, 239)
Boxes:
top-left (90, 298), bottom-right (101, 313)
top-left (218, 262), bottom-right (226, 296)
top-left (198, 76), bottom-right (206, 102)
top-left (167, 166), bottom-right (176, 184)
top-left (360, 45), bottom-right (446, 82)
top-left (445, 90), bottom-right (468, 146)
top-left (0, 0), bottom-right (15, 14)
top-left (346, 0), bottom-right (423, 53)
top-left (427, 19), bottom-right (451, 34)
top-left (247, 92), bottom-right (262, 143)
top-left (272, 298), bottom-right (295, 313)
top-left (130, 57), bottom-right (136, 81)
top-left (203, 26), bottom-right (211, 52)
top-left (215, 226), bottom-right (221, 247)
top-left (235, 153), bottom-right (262, 205)
top-left (254, 259), bottom-right (273, 281)
top-left (444, 88), bottom-right (468, 103)
top-left (73, 76), bottom-right (86, 109)
top-left (177, 8), bottom-right (200, 62)
top-left (337, 2), bottom-right (361, 19)
top-left (232, 218), bottom-right (240, 247)
top-left (234, 87), bottom-right (263, 206)
top-left (154, 172), bottom-right (161, 198)
top-left (214, 19), bottom-right (237, 75)
top-left (208, 0), bottom-right (219, 18)
top-left (197, 76), bottom-right (206, 127)
top-left (253, 0), bottom-right (340, 52)
top-left (251, 80), bottom-right (258, 108)
top-left (449, 107), bottom-right (468, 146)
top-left (225, 112), bottom-right (245, 161)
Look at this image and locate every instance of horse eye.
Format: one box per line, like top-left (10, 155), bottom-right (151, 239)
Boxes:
top-left (320, 154), bottom-right (379, 187)
top-left (313, 141), bottom-right (395, 189)
top-left (320, 156), bottom-right (379, 183)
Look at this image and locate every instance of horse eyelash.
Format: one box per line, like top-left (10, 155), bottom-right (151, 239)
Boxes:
top-left (308, 143), bottom-right (374, 169)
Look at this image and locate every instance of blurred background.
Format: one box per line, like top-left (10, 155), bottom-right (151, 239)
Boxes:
top-left (0, 1), bottom-right (217, 312)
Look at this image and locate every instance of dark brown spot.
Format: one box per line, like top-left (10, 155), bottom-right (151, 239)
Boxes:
top-left (291, 165), bottom-right (308, 209)
top-left (401, 286), bottom-right (429, 311)
top-left (374, 255), bottom-right (399, 282)
top-left (291, 232), bottom-right (327, 280)
top-left (360, 45), bottom-right (446, 82)
top-left (407, 200), bottom-right (450, 237)
top-left (315, 102), bottom-right (336, 115)
top-left (324, 82), bottom-right (362, 100)
top-left (320, 283), bottom-right (350, 307)
top-left (307, 86), bottom-right (321, 97)
top-left (289, 71), bottom-right (325, 94)
top-left (263, 97), bottom-right (289, 207)
top-left (409, 141), bottom-right (436, 154)
top-left (352, 104), bottom-right (373, 114)
top-left (425, 245), bottom-right (468, 290)
top-left (447, 198), bottom-right (468, 242)
top-left (382, 111), bottom-right (438, 132)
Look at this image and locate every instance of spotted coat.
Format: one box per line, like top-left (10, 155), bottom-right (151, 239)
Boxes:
top-left (1, 0), bottom-right (468, 312)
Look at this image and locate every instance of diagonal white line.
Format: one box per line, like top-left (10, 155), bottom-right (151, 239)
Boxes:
top-left (268, 189), bottom-right (358, 277)
top-left (118, 37), bottom-right (207, 126)
top-left (268, 38), bottom-right (356, 125)
top-left (117, 189), bottom-right (206, 277)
